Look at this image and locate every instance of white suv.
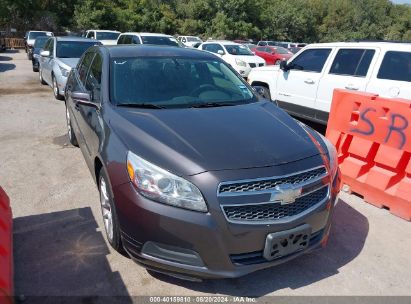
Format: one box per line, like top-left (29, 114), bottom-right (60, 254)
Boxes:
top-left (248, 42), bottom-right (411, 124)
top-left (177, 36), bottom-right (203, 47)
top-left (117, 33), bottom-right (180, 46)
top-left (199, 41), bottom-right (265, 78)
top-left (85, 30), bottom-right (120, 45)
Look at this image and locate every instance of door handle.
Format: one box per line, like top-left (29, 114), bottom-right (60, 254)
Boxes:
top-left (345, 84), bottom-right (359, 91)
top-left (304, 79), bottom-right (315, 84)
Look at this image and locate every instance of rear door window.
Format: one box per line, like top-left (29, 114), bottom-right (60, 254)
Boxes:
top-left (290, 48), bottom-right (332, 73)
top-left (377, 51), bottom-right (411, 82)
top-left (329, 49), bottom-right (375, 77)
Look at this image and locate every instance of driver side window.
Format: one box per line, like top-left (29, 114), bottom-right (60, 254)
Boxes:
top-left (85, 53), bottom-right (103, 102)
top-left (77, 52), bottom-right (96, 89)
top-left (289, 48), bottom-right (332, 73)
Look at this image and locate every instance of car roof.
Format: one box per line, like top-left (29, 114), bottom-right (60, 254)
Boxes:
top-left (119, 32), bottom-right (173, 37)
top-left (307, 41), bottom-right (411, 51)
top-left (101, 45), bottom-right (220, 59)
top-left (88, 30), bottom-right (120, 33)
top-left (203, 40), bottom-right (240, 45)
top-left (54, 36), bottom-right (98, 42)
top-left (29, 31), bottom-right (52, 33)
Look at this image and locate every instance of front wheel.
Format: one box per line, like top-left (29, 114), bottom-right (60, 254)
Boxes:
top-left (99, 169), bottom-right (122, 252)
top-left (65, 105), bottom-right (78, 147)
top-left (254, 85), bottom-right (271, 100)
top-left (52, 75), bottom-right (64, 100)
top-left (39, 68), bottom-right (46, 85)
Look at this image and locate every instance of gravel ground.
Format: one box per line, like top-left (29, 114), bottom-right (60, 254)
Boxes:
top-left (0, 50), bottom-right (410, 300)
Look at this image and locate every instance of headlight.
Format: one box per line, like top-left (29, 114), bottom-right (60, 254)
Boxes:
top-left (235, 58), bottom-right (247, 67)
top-left (297, 121), bottom-right (338, 178)
top-left (319, 133), bottom-right (338, 178)
top-left (59, 66), bottom-right (70, 77)
top-left (127, 151), bottom-right (207, 212)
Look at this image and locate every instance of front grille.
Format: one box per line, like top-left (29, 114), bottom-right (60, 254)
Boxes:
top-left (230, 229), bottom-right (324, 265)
top-left (249, 63), bottom-right (256, 68)
top-left (222, 186), bottom-right (328, 222)
top-left (219, 167), bottom-right (326, 194)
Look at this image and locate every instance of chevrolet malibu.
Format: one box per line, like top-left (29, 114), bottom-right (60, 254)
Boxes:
top-left (65, 45), bottom-right (340, 281)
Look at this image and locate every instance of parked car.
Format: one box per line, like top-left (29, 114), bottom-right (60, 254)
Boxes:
top-left (85, 30), bottom-right (120, 45)
top-left (177, 36), bottom-right (203, 47)
top-left (64, 44), bottom-right (340, 281)
top-left (199, 41), bottom-right (265, 78)
top-left (257, 41), bottom-right (278, 47)
top-left (24, 31), bottom-right (53, 54)
top-left (31, 36), bottom-right (49, 72)
top-left (243, 43), bottom-right (257, 53)
top-left (248, 42), bottom-right (411, 124)
top-left (38, 37), bottom-right (101, 100)
top-left (254, 46), bottom-right (294, 65)
top-left (289, 47), bottom-right (303, 54)
top-left (117, 33), bottom-right (181, 47)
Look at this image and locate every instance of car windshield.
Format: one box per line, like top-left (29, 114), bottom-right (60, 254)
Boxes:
top-left (96, 32), bottom-right (120, 40)
top-left (246, 44), bottom-right (257, 51)
top-left (267, 42), bottom-right (277, 46)
top-left (110, 57), bottom-right (256, 108)
top-left (187, 37), bottom-right (201, 42)
top-left (275, 47), bottom-right (291, 54)
top-left (34, 37), bottom-right (49, 48)
top-left (225, 45), bottom-right (254, 56)
top-left (56, 41), bottom-right (98, 58)
top-left (29, 32), bottom-right (49, 39)
top-left (141, 36), bottom-right (180, 46)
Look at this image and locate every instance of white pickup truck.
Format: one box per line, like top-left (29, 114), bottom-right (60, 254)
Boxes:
top-left (248, 42), bottom-right (411, 124)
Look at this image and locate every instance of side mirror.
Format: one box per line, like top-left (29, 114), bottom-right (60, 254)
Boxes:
top-left (40, 50), bottom-right (50, 57)
top-left (217, 50), bottom-right (224, 55)
top-left (279, 60), bottom-right (290, 71)
top-left (72, 91), bottom-right (100, 110)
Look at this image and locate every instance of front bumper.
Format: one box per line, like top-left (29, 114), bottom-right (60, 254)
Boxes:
top-left (113, 164), bottom-right (340, 280)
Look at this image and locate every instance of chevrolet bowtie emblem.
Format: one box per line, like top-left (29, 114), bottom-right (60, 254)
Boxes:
top-left (270, 184), bottom-right (302, 205)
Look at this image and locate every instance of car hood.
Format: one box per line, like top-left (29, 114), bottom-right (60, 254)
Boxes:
top-left (110, 101), bottom-right (321, 176)
top-left (233, 55), bottom-right (265, 64)
top-left (56, 58), bottom-right (80, 69)
top-left (100, 40), bottom-right (117, 45)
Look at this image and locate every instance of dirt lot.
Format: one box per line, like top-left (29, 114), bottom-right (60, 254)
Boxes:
top-left (1, 50), bottom-right (411, 300)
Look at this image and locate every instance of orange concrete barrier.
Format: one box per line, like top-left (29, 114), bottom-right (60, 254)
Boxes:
top-left (326, 89), bottom-right (411, 221)
top-left (0, 187), bottom-right (13, 304)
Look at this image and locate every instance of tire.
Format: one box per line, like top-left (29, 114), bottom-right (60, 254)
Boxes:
top-left (254, 85), bottom-right (271, 100)
top-left (52, 75), bottom-right (64, 100)
top-left (39, 68), bottom-right (46, 85)
top-left (32, 62), bottom-right (38, 72)
top-left (98, 169), bottom-right (123, 252)
top-left (65, 105), bottom-right (78, 147)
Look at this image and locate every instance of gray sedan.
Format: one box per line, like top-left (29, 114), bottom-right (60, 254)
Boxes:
top-left (38, 37), bottom-right (100, 100)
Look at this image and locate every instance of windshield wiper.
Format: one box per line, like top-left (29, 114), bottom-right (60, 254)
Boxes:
top-left (117, 103), bottom-right (165, 109)
top-left (189, 102), bottom-right (238, 108)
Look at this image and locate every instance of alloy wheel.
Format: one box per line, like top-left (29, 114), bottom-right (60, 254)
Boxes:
top-left (100, 177), bottom-right (113, 241)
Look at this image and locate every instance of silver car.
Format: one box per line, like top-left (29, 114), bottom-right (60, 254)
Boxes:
top-left (38, 37), bottom-right (100, 100)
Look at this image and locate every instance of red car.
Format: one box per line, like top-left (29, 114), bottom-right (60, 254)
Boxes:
top-left (254, 46), bottom-right (293, 65)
